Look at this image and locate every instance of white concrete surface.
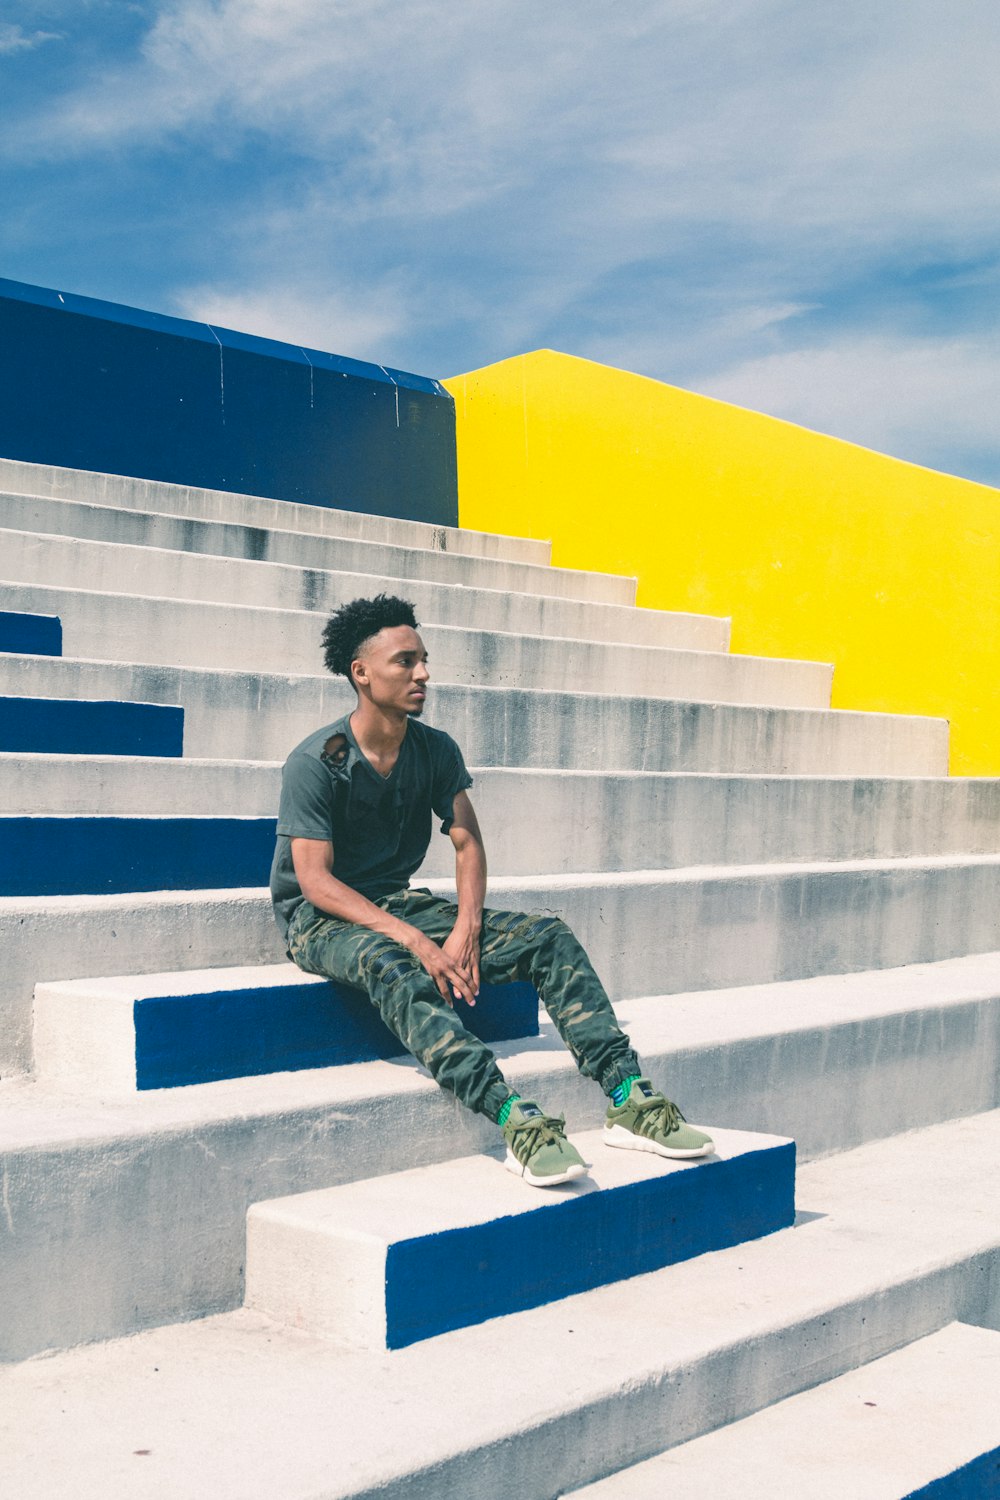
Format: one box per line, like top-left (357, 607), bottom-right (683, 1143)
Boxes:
top-left (32, 963), bottom-right (323, 1092)
top-left (0, 489), bottom-right (636, 604)
top-left (245, 1126), bottom-right (789, 1349)
top-left (0, 653), bottom-right (949, 770)
top-left (0, 577), bottom-right (831, 706)
top-left (8, 758), bottom-right (1000, 872)
top-left (1, 1113), bottom-right (998, 1499)
top-left (0, 888), bottom-right (283, 1077)
top-left (622, 960), bottom-right (1000, 1157)
top-left (28, 950), bottom-right (1000, 1144)
top-left (567, 1322), bottom-right (1000, 1499)
top-left (0, 456), bottom-right (553, 564)
top-left (0, 752), bottom-right (284, 816)
top-left (0, 524), bottom-right (730, 651)
top-left (11, 854), bottom-right (1000, 1079)
top-left (7, 954), bottom-right (999, 1356)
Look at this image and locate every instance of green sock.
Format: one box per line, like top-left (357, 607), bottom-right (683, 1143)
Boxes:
top-left (497, 1092), bottom-right (520, 1128)
top-left (610, 1074), bottom-right (641, 1108)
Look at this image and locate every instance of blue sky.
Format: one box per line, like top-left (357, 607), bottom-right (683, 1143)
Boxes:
top-left (3, 0), bottom-right (1000, 485)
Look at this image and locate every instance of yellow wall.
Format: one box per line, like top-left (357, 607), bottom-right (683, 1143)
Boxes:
top-left (445, 349), bottom-right (1000, 776)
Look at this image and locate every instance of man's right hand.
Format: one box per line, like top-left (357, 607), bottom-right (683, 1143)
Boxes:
top-left (404, 928), bottom-right (478, 1008)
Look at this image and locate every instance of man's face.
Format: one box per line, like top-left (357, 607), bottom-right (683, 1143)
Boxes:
top-left (351, 624), bottom-right (430, 716)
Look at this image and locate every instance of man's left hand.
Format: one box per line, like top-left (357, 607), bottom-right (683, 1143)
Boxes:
top-left (442, 925), bottom-right (481, 1003)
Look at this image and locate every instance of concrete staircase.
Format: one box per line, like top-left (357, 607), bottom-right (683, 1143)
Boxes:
top-left (1, 455), bottom-right (999, 1498)
top-left (571, 1321), bottom-right (1000, 1499)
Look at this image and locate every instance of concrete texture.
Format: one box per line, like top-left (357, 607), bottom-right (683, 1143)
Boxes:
top-left (8, 856), bottom-right (1000, 1077)
top-left (0, 752), bottom-right (283, 816)
top-left (0, 887), bottom-right (283, 1077)
top-left (0, 456), bottom-right (553, 565)
top-left (0, 577), bottom-right (830, 705)
top-left (0, 522), bottom-right (728, 652)
top-left (27, 896), bottom-right (1000, 1112)
top-left (0, 653), bottom-right (948, 770)
top-left (568, 1322), bottom-right (1000, 1499)
top-left (7, 759), bottom-right (1000, 872)
top-left (246, 1127), bottom-right (794, 1348)
top-left (4, 953), bottom-right (998, 1359)
top-left (0, 490), bottom-right (636, 605)
top-left (0, 1113), bottom-right (997, 1498)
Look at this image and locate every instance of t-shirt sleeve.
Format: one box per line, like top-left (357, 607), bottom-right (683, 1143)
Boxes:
top-left (276, 753), bottom-right (338, 840)
top-left (430, 734), bottom-right (474, 836)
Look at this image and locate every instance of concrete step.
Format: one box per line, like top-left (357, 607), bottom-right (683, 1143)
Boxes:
top-left (0, 752), bottom-right (282, 815)
top-left (0, 487), bottom-right (635, 605)
top-left (0, 695), bottom-right (183, 756)
top-left (0, 524), bottom-right (730, 653)
top-left (33, 964), bottom-right (540, 1091)
top-left (0, 455), bottom-right (554, 565)
top-left (6, 760), bottom-right (1000, 869)
top-left (568, 1322), bottom-right (1000, 1499)
top-left (7, 855), bottom-right (1000, 1076)
top-left (3, 952), bottom-right (997, 1356)
top-left (0, 654), bottom-right (948, 770)
top-left (246, 1126), bottom-right (794, 1350)
top-left (0, 578), bottom-right (831, 706)
top-left (1, 1112), bottom-right (997, 1496)
top-left (0, 607), bottom-right (61, 655)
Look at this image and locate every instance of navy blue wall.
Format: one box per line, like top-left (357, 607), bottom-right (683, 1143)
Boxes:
top-left (0, 698), bottom-right (184, 757)
top-left (0, 277), bottom-right (458, 525)
top-left (0, 611), bottom-right (62, 657)
top-left (133, 980), bottom-right (539, 1090)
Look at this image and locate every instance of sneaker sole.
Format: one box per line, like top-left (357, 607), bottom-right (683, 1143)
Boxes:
top-left (603, 1122), bottom-right (715, 1160)
top-left (503, 1148), bottom-right (590, 1187)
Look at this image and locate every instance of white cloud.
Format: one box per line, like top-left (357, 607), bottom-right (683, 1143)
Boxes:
top-left (9, 0), bottom-right (1000, 314)
top-left (172, 279), bottom-right (409, 364)
top-left (0, 23), bottom-right (61, 55)
top-left (716, 304), bottom-right (817, 340)
top-left (18, 0), bottom-right (1000, 256)
top-left (698, 333), bottom-right (1000, 471)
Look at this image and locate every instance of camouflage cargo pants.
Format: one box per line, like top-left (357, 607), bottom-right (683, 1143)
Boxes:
top-left (286, 887), bottom-right (640, 1122)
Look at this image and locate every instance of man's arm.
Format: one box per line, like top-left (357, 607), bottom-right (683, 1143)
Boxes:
top-left (440, 790), bottom-right (487, 997)
top-left (290, 836), bottom-right (478, 1006)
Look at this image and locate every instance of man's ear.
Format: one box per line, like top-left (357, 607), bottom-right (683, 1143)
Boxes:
top-left (351, 656), bottom-right (367, 687)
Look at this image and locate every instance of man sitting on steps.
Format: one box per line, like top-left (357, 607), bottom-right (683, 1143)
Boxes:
top-left (269, 593), bottom-right (714, 1186)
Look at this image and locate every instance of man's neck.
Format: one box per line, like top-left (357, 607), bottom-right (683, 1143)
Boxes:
top-left (349, 700), bottom-right (410, 764)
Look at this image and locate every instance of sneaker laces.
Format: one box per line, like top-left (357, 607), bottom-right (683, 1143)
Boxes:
top-left (632, 1092), bottom-right (684, 1139)
top-left (509, 1113), bottom-right (567, 1163)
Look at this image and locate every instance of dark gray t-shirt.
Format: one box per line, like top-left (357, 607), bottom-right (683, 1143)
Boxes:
top-left (269, 713), bottom-right (473, 938)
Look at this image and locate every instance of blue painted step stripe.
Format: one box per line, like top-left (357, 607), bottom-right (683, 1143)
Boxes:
top-left (0, 815), bottom-right (272, 894)
top-left (384, 1140), bottom-right (796, 1348)
top-left (0, 611), bottom-right (62, 657)
top-left (904, 1447), bottom-right (1000, 1498)
top-left (0, 696), bottom-right (183, 756)
top-left (133, 979), bottom-right (540, 1089)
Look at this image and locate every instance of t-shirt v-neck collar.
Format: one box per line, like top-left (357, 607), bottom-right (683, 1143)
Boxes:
top-left (343, 714), bottom-right (409, 785)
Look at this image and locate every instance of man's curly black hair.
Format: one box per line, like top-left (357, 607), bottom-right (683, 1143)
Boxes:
top-left (321, 594), bottom-right (420, 683)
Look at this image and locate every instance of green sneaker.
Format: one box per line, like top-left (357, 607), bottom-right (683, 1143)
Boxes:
top-left (502, 1100), bottom-right (589, 1187)
top-left (604, 1078), bottom-right (714, 1159)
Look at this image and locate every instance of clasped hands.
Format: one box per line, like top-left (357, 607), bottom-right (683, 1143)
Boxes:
top-left (405, 922), bottom-right (481, 1007)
